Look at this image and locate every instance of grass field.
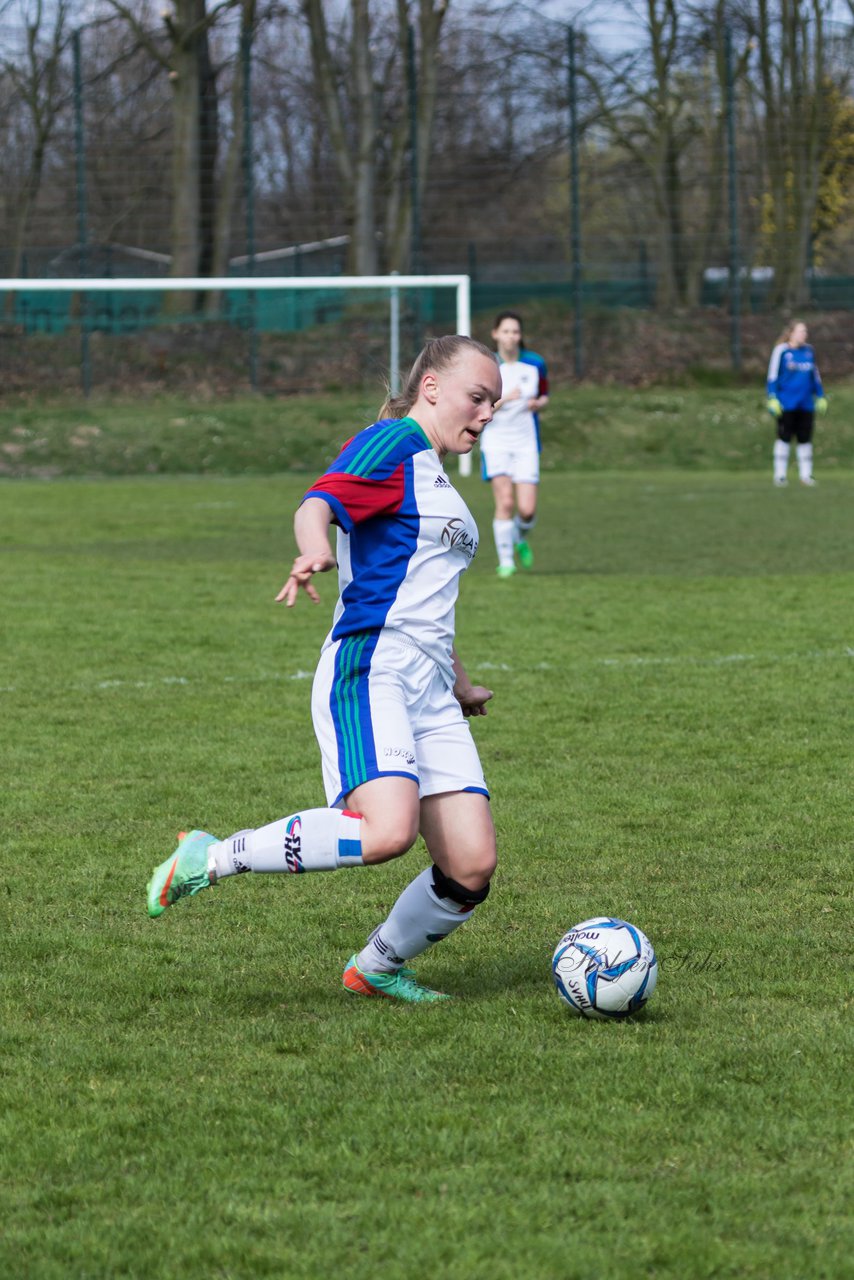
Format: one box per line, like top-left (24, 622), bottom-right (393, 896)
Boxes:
top-left (3, 381), bottom-right (854, 477)
top-left (2, 398), bottom-right (853, 1278)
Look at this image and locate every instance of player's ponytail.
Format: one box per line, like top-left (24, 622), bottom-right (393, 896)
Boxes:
top-left (379, 334), bottom-right (496, 420)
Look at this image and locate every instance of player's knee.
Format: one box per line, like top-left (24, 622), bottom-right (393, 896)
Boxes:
top-left (362, 813), bottom-right (420, 863)
top-left (432, 863), bottom-right (493, 906)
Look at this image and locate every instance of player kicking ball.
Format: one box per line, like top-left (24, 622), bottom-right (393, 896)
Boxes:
top-left (147, 336), bottom-right (503, 1004)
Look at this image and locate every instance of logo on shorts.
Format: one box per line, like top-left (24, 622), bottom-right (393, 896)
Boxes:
top-left (441, 517), bottom-right (478, 559)
top-left (283, 815), bottom-right (303, 873)
top-left (434, 473), bottom-right (451, 488)
top-left (384, 746), bottom-right (416, 766)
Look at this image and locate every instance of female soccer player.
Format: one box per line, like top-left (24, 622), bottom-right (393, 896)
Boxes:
top-left (480, 311), bottom-right (549, 576)
top-left (146, 336), bottom-right (503, 1004)
top-left (766, 319), bottom-right (827, 486)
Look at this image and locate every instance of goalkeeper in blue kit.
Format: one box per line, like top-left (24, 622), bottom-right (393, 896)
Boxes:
top-left (766, 319), bottom-right (827, 487)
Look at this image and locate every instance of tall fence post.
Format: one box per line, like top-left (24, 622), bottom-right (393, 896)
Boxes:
top-left (568, 25), bottom-right (583, 379)
top-left (407, 24), bottom-right (421, 276)
top-left (72, 28), bottom-right (91, 396)
top-left (390, 270), bottom-right (400, 395)
top-left (725, 26), bottom-right (742, 373)
top-left (407, 23), bottom-right (423, 352)
top-left (241, 25), bottom-right (258, 391)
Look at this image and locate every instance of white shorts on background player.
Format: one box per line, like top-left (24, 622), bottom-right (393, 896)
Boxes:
top-left (480, 438), bottom-right (540, 485)
top-left (311, 628), bottom-right (488, 808)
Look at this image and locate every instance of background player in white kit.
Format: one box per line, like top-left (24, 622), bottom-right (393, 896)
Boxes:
top-left (146, 336), bottom-right (504, 1004)
top-left (480, 311), bottom-right (549, 577)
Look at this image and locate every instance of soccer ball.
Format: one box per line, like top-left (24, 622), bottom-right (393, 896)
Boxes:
top-left (552, 917), bottom-right (658, 1020)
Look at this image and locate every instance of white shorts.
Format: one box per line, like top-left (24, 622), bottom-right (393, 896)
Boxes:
top-left (480, 437), bottom-right (540, 485)
top-left (311, 629), bottom-right (488, 808)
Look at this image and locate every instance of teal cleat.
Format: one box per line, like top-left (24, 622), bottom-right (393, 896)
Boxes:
top-left (516, 539), bottom-right (534, 569)
top-left (147, 829), bottom-right (218, 918)
top-left (342, 955), bottom-right (452, 1003)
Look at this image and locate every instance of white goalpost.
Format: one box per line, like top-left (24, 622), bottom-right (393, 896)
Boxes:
top-left (0, 272), bottom-right (475, 474)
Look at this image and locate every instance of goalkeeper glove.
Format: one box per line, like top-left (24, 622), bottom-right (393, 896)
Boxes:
top-left (766, 396), bottom-right (783, 418)
top-left (815, 396), bottom-right (828, 415)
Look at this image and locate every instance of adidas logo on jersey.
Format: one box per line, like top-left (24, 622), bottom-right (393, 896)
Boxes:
top-left (434, 474), bottom-right (451, 488)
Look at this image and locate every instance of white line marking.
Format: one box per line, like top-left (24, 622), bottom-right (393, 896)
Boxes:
top-left (1, 651), bottom-right (852, 697)
top-left (597, 648), bottom-right (854, 669)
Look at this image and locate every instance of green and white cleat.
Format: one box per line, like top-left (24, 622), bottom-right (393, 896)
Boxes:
top-left (516, 539), bottom-right (534, 570)
top-left (147, 829), bottom-right (218, 918)
top-left (342, 955), bottom-right (452, 1003)
top-left (496, 564), bottom-right (516, 579)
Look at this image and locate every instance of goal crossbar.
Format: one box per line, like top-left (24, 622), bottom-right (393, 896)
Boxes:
top-left (0, 273), bottom-right (471, 336)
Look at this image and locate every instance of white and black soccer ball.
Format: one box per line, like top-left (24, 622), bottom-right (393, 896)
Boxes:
top-left (552, 917), bottom-right (658, 1019)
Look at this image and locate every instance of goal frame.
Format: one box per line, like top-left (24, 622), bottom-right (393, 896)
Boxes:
top-left (0, 272), bottom-right (475, 473)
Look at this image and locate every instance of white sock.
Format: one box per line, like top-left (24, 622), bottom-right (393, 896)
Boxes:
top-left (209, 809), bottom-right (362, 878)
top-left (493, 518), bottom-right (515, 568)
top-left (355, 867), bottom-right (478, 972)
top-left (513, 513), bottom-right (536, 543)
top-left (796, 442), bottom-right (813, 480)
top-left (774, 439), bottom-right (790, 482)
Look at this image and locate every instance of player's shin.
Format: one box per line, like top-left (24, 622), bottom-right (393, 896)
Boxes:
top-left (354, 865), bottom-right (490, 973)
top-left (492, 518), bottom-right (515, 569)
top-left (208, 809), bottom-right (363, 877)
top-left (513, 512), bottom-right (536, 540)
top-left (773, 439), bottom-right (790, 483)
top-left (796, 442), bottom-right (813, 481)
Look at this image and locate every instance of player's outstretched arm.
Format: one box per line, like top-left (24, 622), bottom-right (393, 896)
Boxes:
top-left (451, 647), bottom-right (493, 717)
top-left (276, 497), bottom-right (337, 607)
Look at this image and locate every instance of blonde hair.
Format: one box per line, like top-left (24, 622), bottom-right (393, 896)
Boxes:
top-left (380, 335), bottom-right (496, 419)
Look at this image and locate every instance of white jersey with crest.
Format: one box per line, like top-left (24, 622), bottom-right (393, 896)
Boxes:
top-left (302, 415), bottom-right (479, 688)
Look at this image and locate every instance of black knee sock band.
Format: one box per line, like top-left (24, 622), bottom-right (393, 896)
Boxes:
top-left (431, 864), bottom-right (491, 906)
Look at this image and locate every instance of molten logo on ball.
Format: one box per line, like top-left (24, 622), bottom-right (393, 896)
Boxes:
top-left (552, 917), bottom-right (658, 1019)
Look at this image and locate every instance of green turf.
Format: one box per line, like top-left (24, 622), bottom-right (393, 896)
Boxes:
top-left (1, 469), bottom-right (852, 1279)
top-left (2, 382), bottom-right (854, 476)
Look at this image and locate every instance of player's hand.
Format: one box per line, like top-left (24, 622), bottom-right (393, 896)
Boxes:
top-left (455, 684), bottom-right (493, 717)
top-left (766, 396), bottom-right (783, 418)
top-left (276, 551), bottom-right (337, 607)
top-left (815, 396), bottom-right (828, 415)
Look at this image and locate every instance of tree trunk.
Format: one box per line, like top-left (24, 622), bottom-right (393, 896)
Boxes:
top-left (351, 0), bottom-right (378, 274)
top-left (207, 1), bottom-right (256, 313)
top-left (168, 0), bottom-right (207, 302)
top-left (385, 0), bottom-right (449, 272)
top-left (752, 0), bottom-right (830, 307)
top-left (2, 0), bottom-right (68, 316)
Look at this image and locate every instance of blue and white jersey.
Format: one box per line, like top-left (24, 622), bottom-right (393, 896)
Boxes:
top-left (766, 343), bottom-right (824, 411)
top-left (303, 416), bottom-right (478, 686)
top-left (481, 349), bottom-right (549, 454)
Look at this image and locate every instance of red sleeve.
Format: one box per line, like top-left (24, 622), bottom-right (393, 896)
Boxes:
top-left (304, 464), bottom-right (406, 529)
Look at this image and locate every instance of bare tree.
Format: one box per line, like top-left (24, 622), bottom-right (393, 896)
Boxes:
top-left (0, 0), bottom-right (71, 297)
top-left (300, 0), bottom-right (449, 274)
top-left (103, 0), bottom-right (241, 282)
top-left (582, 2), bottom-right (712, 306)
top-left (740, 0), bottom-right (836, 306)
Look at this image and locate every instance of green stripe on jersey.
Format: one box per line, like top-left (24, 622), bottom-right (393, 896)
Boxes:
top-left (346, 417), bottom-right (431, 477)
